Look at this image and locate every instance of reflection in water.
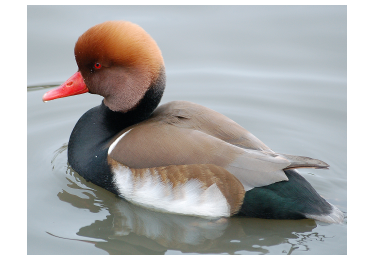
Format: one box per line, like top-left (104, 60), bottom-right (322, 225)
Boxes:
top-left (49, 143), bottom-right (333, 255)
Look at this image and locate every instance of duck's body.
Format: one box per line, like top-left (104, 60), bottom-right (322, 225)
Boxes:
top-left (43, 21), bottom-right (344, 223)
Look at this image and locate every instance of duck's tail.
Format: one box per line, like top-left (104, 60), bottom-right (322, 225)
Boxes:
top-left (237, 169), bottom-right (344, 224)
top-left (305, 202), bottom-right (345, 224)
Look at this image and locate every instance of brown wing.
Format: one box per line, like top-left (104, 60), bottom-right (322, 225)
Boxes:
top-left (150, 101), bottom-right (273, 151)
top-left (108, 101), bottom-right (328, 190)
top-left (108, 102), bottom-right (291, 190)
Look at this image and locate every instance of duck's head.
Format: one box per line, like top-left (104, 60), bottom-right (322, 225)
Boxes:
top-left (43, 21), bottom-right (166, 113)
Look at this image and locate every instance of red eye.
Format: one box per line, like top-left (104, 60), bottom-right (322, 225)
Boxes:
top-left (94, 63), bottom-right (102, 69)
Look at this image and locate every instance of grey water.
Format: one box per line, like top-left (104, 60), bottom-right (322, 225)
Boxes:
top-left (27, 5), bottom-right (346, 254)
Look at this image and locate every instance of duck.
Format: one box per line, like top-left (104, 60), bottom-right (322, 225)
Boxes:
top-left (43, 21), bottom-right (344, 223)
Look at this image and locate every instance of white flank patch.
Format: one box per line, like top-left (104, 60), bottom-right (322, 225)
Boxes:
top-left (112, 164), bottom-right (230, 219)
top-left (108, 129), bottom-right (132, 155)
top-left (305, 203), bottom-right (345, 224)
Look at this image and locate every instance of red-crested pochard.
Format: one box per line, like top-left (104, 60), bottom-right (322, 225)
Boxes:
top-left (43, 21), bottom-right (344, 223)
